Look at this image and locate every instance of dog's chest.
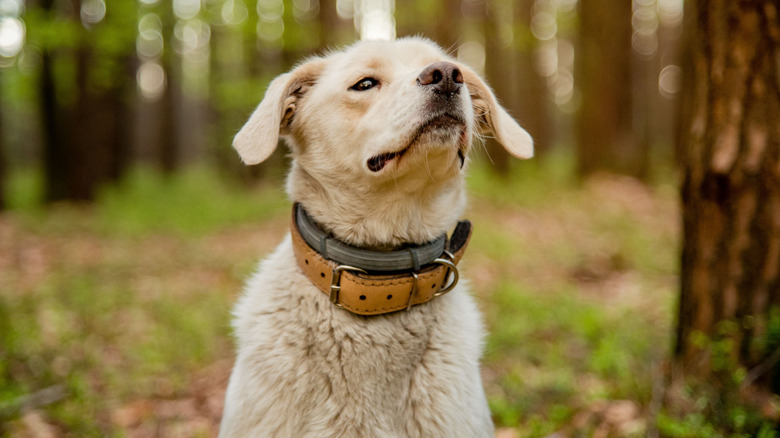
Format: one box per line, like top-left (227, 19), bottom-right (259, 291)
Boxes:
top-left (236, 235), bottom-right (446, 381)
top-left (228, 236), bottom-right (491, 436)
top-left (310, 302), bottom-right (436, 379)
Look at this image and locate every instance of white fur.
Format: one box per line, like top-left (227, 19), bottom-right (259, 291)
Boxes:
top-left (221, 37), bottom-right (532, 437)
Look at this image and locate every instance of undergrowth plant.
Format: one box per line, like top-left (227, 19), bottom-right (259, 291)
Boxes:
top-left (2, 160), bottom-right (767, 436)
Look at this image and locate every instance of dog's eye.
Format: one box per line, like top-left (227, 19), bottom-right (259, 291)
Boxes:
top-left (350, 77), bottom-right (379, 91)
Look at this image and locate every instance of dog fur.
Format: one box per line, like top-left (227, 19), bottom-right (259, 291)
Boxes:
top-left (220, 37), bottom-right (532, 438)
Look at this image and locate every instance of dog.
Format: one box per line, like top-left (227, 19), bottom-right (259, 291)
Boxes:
top-left (220, 37), bottom-right (532, 437)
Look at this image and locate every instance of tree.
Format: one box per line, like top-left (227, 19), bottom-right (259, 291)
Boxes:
top-left (38, 0), bottom-right (136, 201)
top-left (0, 82), bottom-right (5, 210)
top-left (676, 0), bottom-right (780, 394)
top-left (432, 0), bottom-right (461, 52)
top-left (483, 0), bottom-right (511, 174)
top-left (318, 0), bottom-right (351, 51)
top-left (39, 0), bottom-right (69, 202)
top-left (512, 0), bottom-right (550, 157)
top-left (158, 0), bottom-right (180, 175)
top-left (575, 0), bottom-right (634, 178)
top-left (395, 0), bottom-right (460, 51)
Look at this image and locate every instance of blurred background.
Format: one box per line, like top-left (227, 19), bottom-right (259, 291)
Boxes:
top-left (0, 0), bottom-right (684, 199)
top-left (0, 0), bottom-right (712, 437)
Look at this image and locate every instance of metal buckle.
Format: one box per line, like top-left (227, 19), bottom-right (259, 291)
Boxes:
top-left (330, 265), bottom-right (367, 307)
top-left (432, 251), bottom-right (459, 297)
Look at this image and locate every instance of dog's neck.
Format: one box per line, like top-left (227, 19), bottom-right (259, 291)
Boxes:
top-left (286, 163), bottom-right (466, 250)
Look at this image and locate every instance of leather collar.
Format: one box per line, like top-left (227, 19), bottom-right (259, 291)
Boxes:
top-left (290, 203), bottom-right (473, 316)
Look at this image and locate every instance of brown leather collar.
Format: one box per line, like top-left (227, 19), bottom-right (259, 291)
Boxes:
top-left (290, 204), bottom-right (473, 316)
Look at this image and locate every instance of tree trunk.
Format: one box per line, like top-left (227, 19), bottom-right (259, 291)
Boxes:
top-left (67, 44), bottom-right (106, 201)
top-left (676, 0), bottom-right (780, 391)
top-left (159, 60), bottom-right (179, 175)
top-left (318, 0), bottom-right (349, 51)
top-left (108, 55), bottom-right (135, 183)
top-left (633, 54), bottom-right (654, 180)
top-left (40, 0), bottom-right (68, 203)
top-left (483, 0), bottom-right (510, 175)
top-left (0, 80), bottom-right (5, 210)
top-left (575, 0), bottom-right (634, 178)
top-left (433, 0), bottom-right (461, 52)
top-left (513, 0), bottom-right (550, 157)
top-left (159, 1), bottom-right (179, 175)
top-left (40, 0), bottom-right (134, 202)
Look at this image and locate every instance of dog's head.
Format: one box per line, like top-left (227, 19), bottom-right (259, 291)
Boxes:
top-left (234, 37), bottom-right (531, 172)
top-left (233, 37), bottom-right (532, 246)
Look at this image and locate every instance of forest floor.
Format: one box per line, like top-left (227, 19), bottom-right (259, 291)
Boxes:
top-left (0, 161), bottom-right (684, 437)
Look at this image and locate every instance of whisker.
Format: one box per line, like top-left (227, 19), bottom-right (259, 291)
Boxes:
top-left (424, 152), bottom-right (436, 182)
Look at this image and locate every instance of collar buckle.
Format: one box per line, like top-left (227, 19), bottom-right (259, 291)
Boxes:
top-left (330, 265), bottom-right (368, 307)
top-left (291, 203), bottom-right (473, 316)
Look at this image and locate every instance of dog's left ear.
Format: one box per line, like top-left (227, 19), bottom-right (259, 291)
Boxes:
top-left (460, 65), bottom-right (534, 159)
top-left (233, 57), bottom-right (327, 165)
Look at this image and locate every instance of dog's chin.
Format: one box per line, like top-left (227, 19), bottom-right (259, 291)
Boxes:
top-left (366, 115), bottom-right (468, 173)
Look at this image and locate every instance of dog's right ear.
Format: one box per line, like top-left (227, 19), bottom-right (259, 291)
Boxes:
top-left (233, 58), bottom-right (326, 165)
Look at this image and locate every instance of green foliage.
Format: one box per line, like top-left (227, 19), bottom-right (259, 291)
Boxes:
top-left (23, 7), bottom-right (82, 52)
top-left (0, 161), bottom-right (770, 435)
top-left (466, 158), bottom-right (676, 436)
top-left (656, 391), bottom-right (777, 438)
top-left (94, 166), bottom-right (288, 236)
top-left (0, 270), bottom-right (232, 431)
top-left (2, 166), bottom-right (280, 433)
top-left (4, 168), bottom-right (44, 210)
top-left (22, 0), bottom-right (139, 98)
top-left (764, 308), bottom-right (780, 362)
top-left (7, 166), bottom-right (288, 236)
top-left (213, 76), bottom-right (272, 113)
top-left (657, 321), bottom-right (780, 438)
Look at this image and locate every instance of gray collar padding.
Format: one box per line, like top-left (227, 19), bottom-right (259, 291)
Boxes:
top-left (295, 203), bottom-right (447, 273)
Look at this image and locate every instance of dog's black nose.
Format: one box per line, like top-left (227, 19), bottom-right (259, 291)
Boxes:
top-left (417, 62), bottom-right (463, 96)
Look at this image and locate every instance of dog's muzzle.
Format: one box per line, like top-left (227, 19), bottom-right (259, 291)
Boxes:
top-left (290, 203), bottom-right (472, 316)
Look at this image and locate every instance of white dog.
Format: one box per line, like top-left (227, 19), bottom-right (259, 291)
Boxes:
top-left (220, 37), bottom-right (532, 437)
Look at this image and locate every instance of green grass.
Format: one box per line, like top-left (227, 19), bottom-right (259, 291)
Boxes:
top-left (2, 166), bottom-right (290, 435)
top-left (463, 157), bottom-right (678, 436)
top-left (0, 159), bottom-right (735, 436)
top-left (6, 166), bottom-right (290, 237)
top-left (94, 167), bottom-right (289, 236)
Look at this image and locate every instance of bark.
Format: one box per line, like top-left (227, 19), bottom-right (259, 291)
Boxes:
top-left (433, 0), bottom-right (461, 52)
top-left (159, 0), bottom-right (179, 175)
top-left (40, 0), bottom-right (68, 202)
top-left (318, 0), bottom-right (348, 51)
top-left (575, 0), bottom-right (634, 178)
top-left (41, 0), bottom-right (134, 201)
top-left (107, 56), bottom-right (135, 182)
top-left (513, 0), bottom-right (550, 156)
top-left (676, 0), bottom-right (780, 390)
top-left (0, 81), bottom-right (5, 210)
top-left (159, 65), bottom-right (178, 174)
top-left (483, 0), bottom-right (510, 175)
top-left (67, 45), bottom-right (105, 200)
top-left (633, 56), bottom-right (654, 180)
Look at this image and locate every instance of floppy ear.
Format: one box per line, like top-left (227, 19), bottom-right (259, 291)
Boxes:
top-left (460, 65), bottom-right (534, 159)
top-left (233, 58), bottom-right (326, 165)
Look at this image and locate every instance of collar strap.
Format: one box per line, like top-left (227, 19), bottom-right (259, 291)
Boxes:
top-left (296, 204), bottom-right (448, 272)
top-left (290, 203), bottom-right (473, 316)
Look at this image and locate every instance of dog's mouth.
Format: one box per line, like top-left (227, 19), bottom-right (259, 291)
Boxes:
top-left (367, 149), bottom-right (407, 172)
top-left (366, 114), bottom-right (468, 173)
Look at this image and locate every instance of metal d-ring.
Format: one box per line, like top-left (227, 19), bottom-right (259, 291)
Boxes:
top-left (330, 265), bottom-right (367, 307)
top-left (432, 254), bottom-right (459, 297)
